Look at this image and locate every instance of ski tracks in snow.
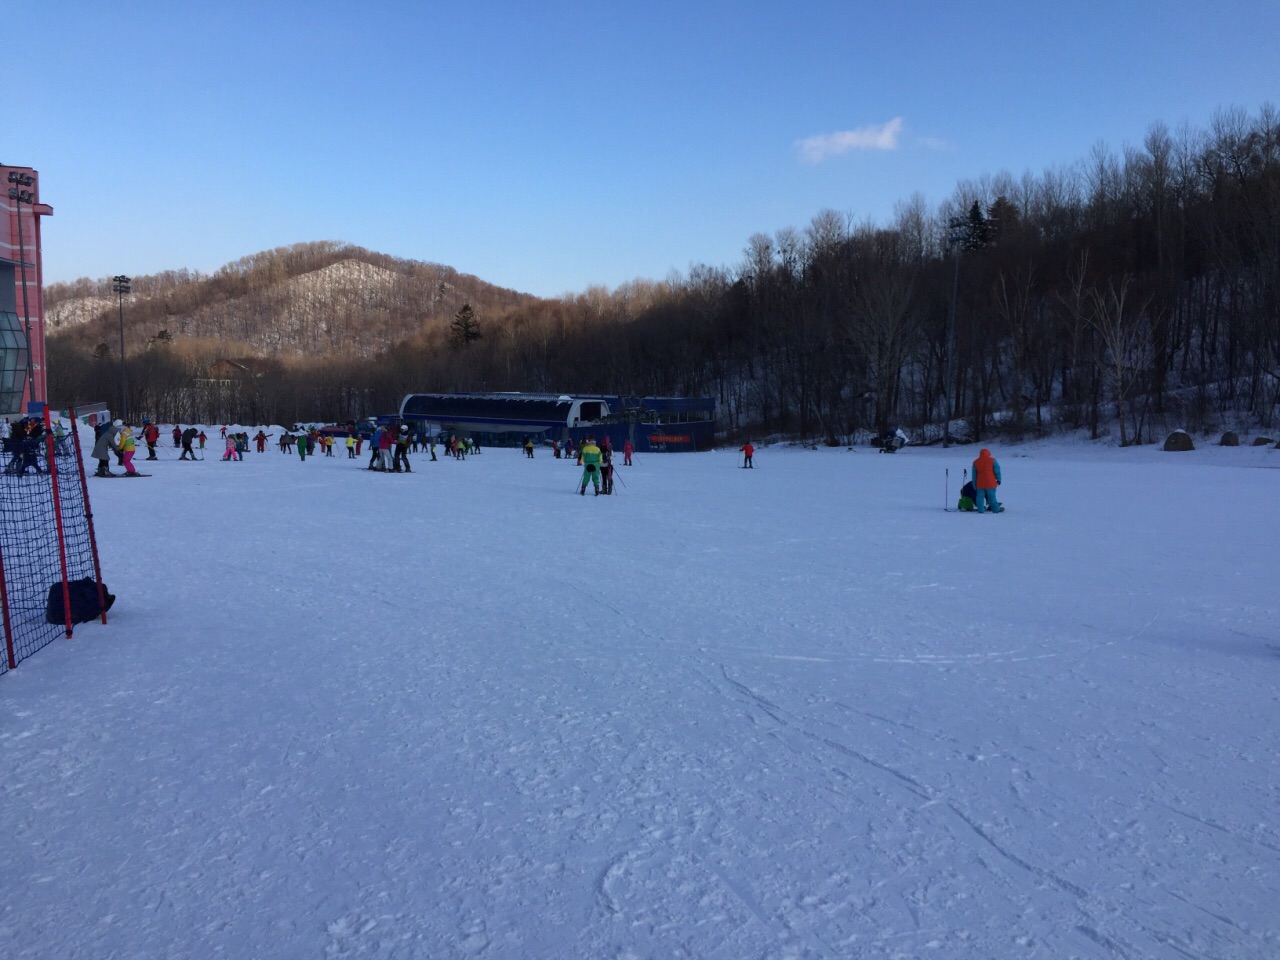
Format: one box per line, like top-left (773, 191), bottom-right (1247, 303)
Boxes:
top-left (703, 662), bottom-right (1268, 959)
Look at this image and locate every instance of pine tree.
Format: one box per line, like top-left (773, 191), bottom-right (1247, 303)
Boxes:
top-left (964, 200), bottom-right (992, 250)
top-left (986, 195), bottom-right (1021, 245)
top-left (450, 304), bottom-right (482, 348)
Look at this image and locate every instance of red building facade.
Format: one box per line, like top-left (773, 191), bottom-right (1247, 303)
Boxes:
top-left (1, 164), bottom-right (53, 414)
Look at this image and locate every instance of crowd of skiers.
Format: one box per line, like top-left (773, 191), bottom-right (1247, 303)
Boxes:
top-left (79, 417), bottom-right (1007, 509)
top-left (0, 416), bottom-right (65, 475)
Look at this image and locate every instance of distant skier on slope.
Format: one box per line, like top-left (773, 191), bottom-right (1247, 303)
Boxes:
top-left (740, 441), bottom-right (754, 468)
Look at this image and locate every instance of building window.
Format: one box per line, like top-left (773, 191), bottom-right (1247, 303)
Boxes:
top-left (0, 310), bottom-right (29, 416)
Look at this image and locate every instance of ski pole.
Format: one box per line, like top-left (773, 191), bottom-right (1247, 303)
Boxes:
top-left (945, 467), bottom-right (949, 512)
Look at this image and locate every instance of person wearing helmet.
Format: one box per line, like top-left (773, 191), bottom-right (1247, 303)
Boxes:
top-left (393, 425), bottom-right (412, 473)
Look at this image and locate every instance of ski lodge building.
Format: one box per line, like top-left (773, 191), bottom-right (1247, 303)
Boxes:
top-left (0, 164), bottom-right (53, 418)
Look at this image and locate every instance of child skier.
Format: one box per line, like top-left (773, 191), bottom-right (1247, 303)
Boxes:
top-left (601, 449), bottom-right (615, 495)
top-left (120, 426), bottom-right (139, 475)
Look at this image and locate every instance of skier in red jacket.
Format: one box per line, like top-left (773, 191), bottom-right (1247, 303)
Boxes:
top-left (739, 441), bottom-right (754, 468)
top-left (142, 419), bottom-right (161, 460)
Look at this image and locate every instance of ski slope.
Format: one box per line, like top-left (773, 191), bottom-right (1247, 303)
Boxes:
top-left (2, 431), bottom-right (1278, 959)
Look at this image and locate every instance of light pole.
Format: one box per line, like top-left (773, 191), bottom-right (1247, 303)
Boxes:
top-left (112, 275), bottom-right (131, 423)
top-left (7, 171), bottom-right (35, 411)
top-left (942, 216), bottom-right (969, 448)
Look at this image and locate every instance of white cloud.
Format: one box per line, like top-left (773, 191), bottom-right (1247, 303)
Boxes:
top-left (796, 117), bottom-right (904, 163)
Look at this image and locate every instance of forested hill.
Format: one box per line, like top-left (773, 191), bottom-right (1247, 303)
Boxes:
top-left (44, 241), bottom-right (540, 360)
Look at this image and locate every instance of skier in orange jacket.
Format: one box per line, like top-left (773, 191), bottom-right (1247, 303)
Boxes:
top-left (971, 448), bottom-right (1003, 513)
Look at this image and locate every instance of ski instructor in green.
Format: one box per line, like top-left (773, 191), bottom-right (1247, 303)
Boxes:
top-left (578, 436), bottom-right (602, 495)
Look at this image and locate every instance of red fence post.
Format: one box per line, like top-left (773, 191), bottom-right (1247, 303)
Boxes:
top-left (0, 533), bottom-right (15, 669)
top-left (68, 411), bottom-right (110, 624)
top-left (44, 408), bottom-right (75, 638)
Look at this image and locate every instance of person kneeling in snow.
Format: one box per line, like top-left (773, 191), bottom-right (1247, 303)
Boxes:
top-left (958, 479), bottom-right (977, 512)
top-left (878, 427), bottom-right (909, 453)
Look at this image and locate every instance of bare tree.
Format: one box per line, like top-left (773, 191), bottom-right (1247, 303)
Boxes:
top-left (1090, 275), bottom-right (1153, 446)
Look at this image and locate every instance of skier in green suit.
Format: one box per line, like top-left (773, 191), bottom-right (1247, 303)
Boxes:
top-left (578, 437), bottom-right (602, 496)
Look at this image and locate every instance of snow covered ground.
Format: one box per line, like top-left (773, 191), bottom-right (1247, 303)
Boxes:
top-left (2, 430), bottom-right (1278, 959)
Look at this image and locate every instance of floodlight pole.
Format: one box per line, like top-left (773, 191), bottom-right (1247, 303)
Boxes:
top-left (8, 172), bottom-right (35, 410)
top-left (112, 275), bottom-right (131, 423)
top-left (943, 216), bottom-right (968, 449)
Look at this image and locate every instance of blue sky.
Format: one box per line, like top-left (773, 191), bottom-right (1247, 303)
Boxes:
top-left (22, 0), bottom-right (1280, 298)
